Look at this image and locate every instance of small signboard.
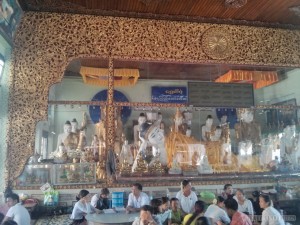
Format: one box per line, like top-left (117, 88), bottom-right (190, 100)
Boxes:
top-left (151, 86), bottom-right (187, 104)
top-left (188, 82), bottom-right (254, 108)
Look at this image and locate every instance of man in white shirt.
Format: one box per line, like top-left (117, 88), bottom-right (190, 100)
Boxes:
top-left (126, 183), bottom-right (150, 213)
top-left (3, 193), bottom-right (31, 225)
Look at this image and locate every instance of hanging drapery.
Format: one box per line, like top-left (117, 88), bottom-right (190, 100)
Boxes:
top-left (215, 70), bottom-right (278, 89)
top-left (80, 66), bottom-right (139, 86)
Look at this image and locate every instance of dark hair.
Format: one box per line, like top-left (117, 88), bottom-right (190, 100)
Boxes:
top-left (150, 198), bottom-right (162, 214)
top-left (196, 216), bottom-right (212, 225)
top-left (141, 205), bottom-right (154, 214)
top-left (235, 188), bottom-right (244, 195)
top-left (100, 188), bottom-right (110, 195)
top-left (259, 194), bottom-right (271, 207)
top-left (181, 179), bottom-right (191, 188)
top-left (224, 184), bottom-right (232, 190)
top-left (224, 198), bottom-right (238, 211)
top-left (170, 197), bottom-right (179, 203)
top-left (76, 189), bottom-right (89, 201)
top-left (216, 196), bottom-right (225, 204)
top-left (0, 213), bottom-right (4, 224)
top-left (161, 196), bottom-right (169, 204)
top-left (186, 200), bottom-right (205, 225)
top-left (206, 115), bottom-right (213, 120)
top-left (133, 183), bottom-right (143, 191)
top-left (2, 221), bottom-right (18, 225)
top-left (6, 193), bottom-right (19, 203)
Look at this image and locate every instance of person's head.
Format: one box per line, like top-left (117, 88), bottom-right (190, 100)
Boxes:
top-left (181, 179), bottom-right (192, 193)
top-left (214, 126), bottom-right (222, 139)
top-left (2, 221), bottom-right (18, 225)
top-left (259, 194), bottom-right (272, 209)
top-left (71, 118), bottom-right (78, 132)
top-left (100, 188), bottom-right (110, 198)
top-left (224, 198), bottom-right (238, 217)
top-left (235, 189), bottom-right (245, 201)
top-left (138, 113), bottom-right (147, 125)
top-left (161, 196), bottom-right (170, 211)
top-left (194, 200), bottom-right (205, 214)
top-left (146, 125), bottom-right (165, 145)
top-left (170, 197), bottom-right (180, 210)
top-left (150, 198), bottom-right (162, 214)
top-left (196, 216), bottom-right (212, 225)
top-left (206, 115), bottom-right (213, 126)
top-left (132, 183), bottom-right (143, 197)
top-left (215, 196), bottom-right (225, 208)
top-left (63, 121), bottom-right (72, 134)
top-left (221, 114), bottom-right (227, 123)
top-left (224, 184), bottom-right (233, 195)
top-left (6, 193), bottom-right (19, 208)
top-left (76, 189), bottom-right (90, 201)
top-left (140, 205), bottom-right (154, 221)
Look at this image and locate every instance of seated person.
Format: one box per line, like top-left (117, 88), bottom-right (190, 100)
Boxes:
top-left (70, 189), bottom-right (100, 225)
top-left (221, 184), bottom-right (234, 200)
top-left (91, 188), bottom-right (110, 210)
top-left (176, 180), bottom-right (198, 214)
top-left (126, 183), bottom-right (150, 213)
top-left (223, 198), bottom-right (252, 225)
top-left (204, 196), bottom-right (230, 225)
top-left (169, 197), bottom-right (184, 225)
top-left (132, 205), bottom-right (158, 225)
top-left (182, 200), bottom-right (206, 225)
top-left (233, 189), bottom-right (254, 221)
top-left (3, 193), bottom-right (30, 225)
top-left (150, 197), bottom-right (171, 225)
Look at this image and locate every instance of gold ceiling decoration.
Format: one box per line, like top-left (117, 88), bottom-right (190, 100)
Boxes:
top-left (225, 0), bottom-right (247, 8)
top-left (215, 70), bottom-right (278, 89)
top-left (80, 67), bottom-right (139, 87)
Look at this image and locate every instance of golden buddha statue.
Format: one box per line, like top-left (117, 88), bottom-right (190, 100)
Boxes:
top-left (119, 159), bottom-right (132, 176)
top-left (149, 154), bottom-right (165, 175)
top-left (132, 152), bottom-right (148, 174)
top-left (96, 161), bottom-right (106, 180)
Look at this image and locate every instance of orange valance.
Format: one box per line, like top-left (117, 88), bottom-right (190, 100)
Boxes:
top-left (80, 66), bottom-right (139, 86)
top-left (215, 70), bottom-right (278, 89)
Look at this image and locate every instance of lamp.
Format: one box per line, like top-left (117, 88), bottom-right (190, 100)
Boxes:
top-left (80, 66), bottom-right (139, 87)
top-left (215, 70), bottom-right (278, 89)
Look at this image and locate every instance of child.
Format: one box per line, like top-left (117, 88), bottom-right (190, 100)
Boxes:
top-left (169, 198), bottom-right (184, 225)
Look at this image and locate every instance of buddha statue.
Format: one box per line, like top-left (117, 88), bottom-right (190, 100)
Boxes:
top-left (132, 120), bottom-right (168, 172)
top-left (91, 135), bottom-right (99, 159)
top-left (56, 121), bottom-right (72, 150)
top-left (174, 108), bottom-right (188, 135)
top-left (149, 154), bottom-right (165, 174)
top-left (132, 151), bottom-right (148, 174)
top-left (76, 130), bottom-right (87, 151)
top-left (119, 139), bottom-right (133, 165)
top-left (234, 108), bottom-right (262, 172)
top-left (133, 113), bottom-right (147, 146)
top-left (202, 115), bottom-right (216, 142)
top-left (198, 155), bottom-right (214, 174)
top-left (280, 124), bottom-right (300, 170)
top-left (119, 158), bottom-right (131, 176)
top-left (168, 153), bottom-right (182, 174)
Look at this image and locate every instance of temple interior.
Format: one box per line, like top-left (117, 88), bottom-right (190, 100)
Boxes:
top-left (0, 0), bottom-right (300, 224)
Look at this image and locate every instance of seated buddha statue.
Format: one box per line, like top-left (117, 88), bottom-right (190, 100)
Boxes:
top-left (234, 108), bottom-right (262, 172)
top-left (201, 115), bottom-right (216, 141)
top-left (56, 121), bottom-right (79, 151)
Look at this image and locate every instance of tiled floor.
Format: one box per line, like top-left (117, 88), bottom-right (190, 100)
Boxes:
top-left (34, 214), bottom-right (72, 225)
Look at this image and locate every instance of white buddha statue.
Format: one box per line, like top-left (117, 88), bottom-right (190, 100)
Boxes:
top-left (119, 139), bottom-right (133, 165)
top-left (56, 121), bottom-right (72, 150)
top-left (280, 124), bottom-right (300, 170)
top-left (133, 113), bottom-right (147, 146)
top-left (132, 120), bottom-right (167, 172)
top-left (202, 115), bottom-right (216, 142)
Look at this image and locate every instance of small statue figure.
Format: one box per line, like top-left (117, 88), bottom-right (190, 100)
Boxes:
top-left (119, 139), bottom-right (133, 165)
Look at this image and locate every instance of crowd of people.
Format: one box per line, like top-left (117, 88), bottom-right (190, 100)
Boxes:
top-left (0, 180), bottom-right (286, 225)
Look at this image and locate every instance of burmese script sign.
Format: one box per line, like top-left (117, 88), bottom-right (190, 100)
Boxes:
top-left (151, 86), bottom-right (187, 103)
top-left (188, 82), bottom-right (254, 107)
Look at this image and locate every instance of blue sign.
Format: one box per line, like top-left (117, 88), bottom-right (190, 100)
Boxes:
top-left (89, 90), bottom-right (131, 124)
top-left (151, 86), bottom-right (187, 103)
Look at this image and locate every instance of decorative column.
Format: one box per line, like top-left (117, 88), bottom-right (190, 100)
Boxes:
top-left (106, 57), bottom-right (115, 151)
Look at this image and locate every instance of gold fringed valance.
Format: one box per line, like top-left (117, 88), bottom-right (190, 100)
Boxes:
top-left (215, 70), bottom-right (278, 89)
top-left (80, 67), bottom-right (139, 86)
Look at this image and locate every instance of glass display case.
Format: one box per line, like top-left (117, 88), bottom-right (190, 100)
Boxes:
top-left (16, 164), bottom-right (52, 187)
top-left (53, 163), bottom-right (96, 185)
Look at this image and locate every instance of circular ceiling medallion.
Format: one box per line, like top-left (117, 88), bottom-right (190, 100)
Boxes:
top-left (202, 28), bottom-right (232, 60)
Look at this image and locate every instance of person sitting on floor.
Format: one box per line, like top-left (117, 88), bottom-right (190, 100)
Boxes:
top-left (132, 205), bottom-right (159, 225)
top-left (70, 189), bottom-right (100, 225)
top-left (169, 197), bottom-right (184, 225)
top-left (3, 193), bottom-right (31, 225)
top-left (182, 200), bottom-right (206, 225)
top-left (126, 183), bottom-right (150, 213)
top-left (91, 188), bottom-right (110, 210)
